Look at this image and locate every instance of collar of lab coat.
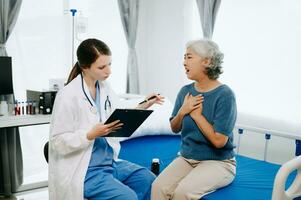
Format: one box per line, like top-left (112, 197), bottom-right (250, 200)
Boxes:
top-left (73, 75), bottom-right (121, 160)
top-left (77, 74), bottom-right (110, 122)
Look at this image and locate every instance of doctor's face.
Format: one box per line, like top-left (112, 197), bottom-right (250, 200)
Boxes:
top-left (88, 54), bottom-right (112, 81)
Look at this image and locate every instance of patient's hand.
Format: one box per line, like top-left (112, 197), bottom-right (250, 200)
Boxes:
top-left (190, 94), bottom-right (204, 119)
top-left (190, 103), bottom-right (203, 119)
top-left (179, 93), bottom-right (203, 116)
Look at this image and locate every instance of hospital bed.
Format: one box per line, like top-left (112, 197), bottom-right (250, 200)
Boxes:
top-left (117, 95), bottom-right (301, 200)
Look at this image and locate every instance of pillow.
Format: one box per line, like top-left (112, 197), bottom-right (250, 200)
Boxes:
top-left (118, 96), bottom-right (175, 139)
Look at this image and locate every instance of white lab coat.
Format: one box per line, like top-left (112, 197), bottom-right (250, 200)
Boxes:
top-left (48, 75), bottom-right (121, 200)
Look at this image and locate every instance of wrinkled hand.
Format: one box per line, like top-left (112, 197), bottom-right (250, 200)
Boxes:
top-left (189, 97), bottom-right (204, 119)
top-left (87, 120), bottom-right (123, 140)
top-left (179, 93), bottom-right (203, 117)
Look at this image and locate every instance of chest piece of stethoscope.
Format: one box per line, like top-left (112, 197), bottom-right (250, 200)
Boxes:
top-left (90, 106), bottom-right (97, 114)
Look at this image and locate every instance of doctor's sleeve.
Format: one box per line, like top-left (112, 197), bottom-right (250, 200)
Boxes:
top-left (49, 92), bottom-right (92, 156)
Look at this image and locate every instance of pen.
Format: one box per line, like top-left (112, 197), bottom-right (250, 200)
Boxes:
top-left (139, 94), bottom-right (160, 105)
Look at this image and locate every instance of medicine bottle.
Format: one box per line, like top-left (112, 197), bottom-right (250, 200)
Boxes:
top-left (151, 158), bottom-right (160, 176)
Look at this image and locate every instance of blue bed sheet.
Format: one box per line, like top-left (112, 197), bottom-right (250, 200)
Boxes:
top-left (120, 135), bottom-right (181, 171)
top-left (119, 135), bottom-right (298, 200)
top-left (203, 156), bottom-right (297, 200)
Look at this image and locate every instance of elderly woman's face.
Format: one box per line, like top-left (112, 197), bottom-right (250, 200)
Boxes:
top-left (183, 48), bottom-right (209, 81)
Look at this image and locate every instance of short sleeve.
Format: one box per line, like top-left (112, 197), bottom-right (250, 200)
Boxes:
top-left (213, 95), bottom-right (237, 136)
top-left (170, 87), bottom-right (185, 121)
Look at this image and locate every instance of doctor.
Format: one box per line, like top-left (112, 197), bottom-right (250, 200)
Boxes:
top-left (49, 38), bottom-right (163, 200)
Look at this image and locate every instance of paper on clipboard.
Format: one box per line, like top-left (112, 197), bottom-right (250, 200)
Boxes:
top-left (104, 109), bottom-right (153, 137)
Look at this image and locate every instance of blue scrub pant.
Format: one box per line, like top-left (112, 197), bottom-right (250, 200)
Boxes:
top-left (84, 160), bottom-right (155, 200)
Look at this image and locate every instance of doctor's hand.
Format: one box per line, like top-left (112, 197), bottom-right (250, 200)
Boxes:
top-left (178, 93), bottom-right (203, 116)
top-left (137, 93), bottom-right (165, 109)
top-left (87, 120), bottom-right (123, 140)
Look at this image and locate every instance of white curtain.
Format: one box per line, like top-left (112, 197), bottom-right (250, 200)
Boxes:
top-left (118, 0), bottom-right (140, 93)
top-left (196, 0), bottom-right (221, 38)
top-left (0, 0), bottom-right (23, 196)
top-left (0, 0), bottom-right (22, 55)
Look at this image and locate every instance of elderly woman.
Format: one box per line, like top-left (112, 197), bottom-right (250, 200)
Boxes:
top-left (151, 39), bottom-right (237, 200)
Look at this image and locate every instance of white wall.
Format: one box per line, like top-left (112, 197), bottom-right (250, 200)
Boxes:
top-left (214, 0), bottom-right (301, 124)
top-left (137, 0), bottom-right (193, 101)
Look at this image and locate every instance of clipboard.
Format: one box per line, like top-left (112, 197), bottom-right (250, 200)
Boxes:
top-left (104, 109), bottom-right (153, 137)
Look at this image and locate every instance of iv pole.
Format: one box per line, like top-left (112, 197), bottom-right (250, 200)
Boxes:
top-left (70, 9), bottom-right (77, 67)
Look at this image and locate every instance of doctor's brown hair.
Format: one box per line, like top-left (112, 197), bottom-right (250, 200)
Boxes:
top-left (66, 38), bottom-right (112, 84)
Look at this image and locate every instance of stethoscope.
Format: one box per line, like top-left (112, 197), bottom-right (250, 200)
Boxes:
top-left (81, 73), bottom-right (112, 116)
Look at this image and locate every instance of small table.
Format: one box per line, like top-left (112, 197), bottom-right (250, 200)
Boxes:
top-left (0, 114), bottom-right (51, 194)
top-left (0, 114), bottom-right (51, 129)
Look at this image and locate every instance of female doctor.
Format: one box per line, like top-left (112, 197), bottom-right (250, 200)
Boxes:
top-left (49, 38), bottom-right (163, 200)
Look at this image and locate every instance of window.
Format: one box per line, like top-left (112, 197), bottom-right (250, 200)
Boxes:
top-left (194, 0), bottom-right (301, 123)
top-left (189, 0), bottom-right (300, 163)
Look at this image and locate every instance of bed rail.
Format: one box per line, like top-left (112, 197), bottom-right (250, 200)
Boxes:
top-left (234, 112), bottom-right (301, 200)
top-left (235, 112), bottom-right (301, 160)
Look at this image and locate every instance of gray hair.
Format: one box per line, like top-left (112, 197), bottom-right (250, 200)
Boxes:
top-left (186, 39), bottom-right (224, 80)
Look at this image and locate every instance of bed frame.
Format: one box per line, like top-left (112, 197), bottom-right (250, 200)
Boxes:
top-left (272, 156), bottom-right (301, 200)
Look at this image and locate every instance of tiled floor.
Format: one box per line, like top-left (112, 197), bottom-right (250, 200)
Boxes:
top-left (0, 187), bottom-right (48, 200)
